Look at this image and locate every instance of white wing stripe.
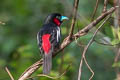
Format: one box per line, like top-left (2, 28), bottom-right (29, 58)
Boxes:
top-left (57, 27), bottom-right (60, 42)
top-left (37, 32), bottom-right (40, 45)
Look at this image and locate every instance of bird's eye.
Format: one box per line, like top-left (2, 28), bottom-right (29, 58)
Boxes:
top-left (56, 16), bottom-right (60, 20)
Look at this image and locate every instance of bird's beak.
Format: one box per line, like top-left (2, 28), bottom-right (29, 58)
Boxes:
top-left (61, 16), bottom-right (69, 21)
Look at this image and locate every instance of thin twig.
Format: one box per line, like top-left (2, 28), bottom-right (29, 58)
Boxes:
top-left (113, 0), bottom-right (120, 79)
top-left (114, 48), bottom-right (120, 63)
top-left (114, 47), bottom-right (120, 80)
top-left (102, 0), bottom-right (108, 13)
top-left (78, 14), bottom-right (111, 80)
top-left (114, 48), bottom-right (120, 73)
top-left (27, 63), bottom-right (71, 80)
top-left (69, 0), bottom-right (79, 39)
top-left (5, 67), bottom-right (14, 80)
top-left (83, 57), bottom-right (94, 80)
top-left (91, 0), bottom-right (99, 21)
top-left (18, 6), bottom-right (117, 80)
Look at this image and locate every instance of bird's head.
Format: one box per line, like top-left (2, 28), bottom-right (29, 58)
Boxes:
top-left (44, 13), bottom-right (68, 26)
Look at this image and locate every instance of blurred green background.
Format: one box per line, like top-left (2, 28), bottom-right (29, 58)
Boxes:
top-left (0, 0), bottom-right (119, 80)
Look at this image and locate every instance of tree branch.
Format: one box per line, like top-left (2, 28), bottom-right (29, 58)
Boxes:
top-left (91, 0), bottom-right (99, 21)
top-left (18, 59), bottom-right (43, 80)
top-left (102, 0), bottom-right (108, 13)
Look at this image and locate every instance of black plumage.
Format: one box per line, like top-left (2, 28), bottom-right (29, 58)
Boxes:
top-left (37, 13), bottom-right (68, 74)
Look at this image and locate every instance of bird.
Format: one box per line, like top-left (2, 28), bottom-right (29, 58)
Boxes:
top-left (37, 13), bottom-right (68, 74)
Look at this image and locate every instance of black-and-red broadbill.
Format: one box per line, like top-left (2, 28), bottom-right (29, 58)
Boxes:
top-left (37, 13), bottom-right (68, 74)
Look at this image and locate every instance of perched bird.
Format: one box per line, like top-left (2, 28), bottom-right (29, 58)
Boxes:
top-left (37, 13), bottom-right (68, 74)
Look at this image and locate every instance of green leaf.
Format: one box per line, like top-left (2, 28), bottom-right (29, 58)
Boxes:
top-left (112, 62), bottom-right (120, 67)
top-left (111, 39), bottom-right (120, 45)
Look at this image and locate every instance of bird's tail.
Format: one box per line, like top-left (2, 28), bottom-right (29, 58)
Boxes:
top-left (43, 52), bottom-right (52, 74)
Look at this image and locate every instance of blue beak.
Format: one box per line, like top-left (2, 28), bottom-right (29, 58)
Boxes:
top-left (61, 16), bottom-right (69, 21)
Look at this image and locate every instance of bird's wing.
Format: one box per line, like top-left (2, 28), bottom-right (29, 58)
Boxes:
top-left (37, 31), bottom-right (44, 54)
top-left (37, 25), bottom-right (61, 54)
